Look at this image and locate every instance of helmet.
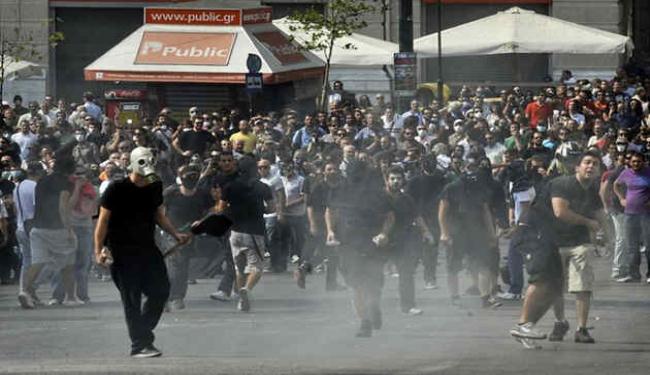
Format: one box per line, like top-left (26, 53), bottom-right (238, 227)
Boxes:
top-left (129, 147), bottom-right (156, 177)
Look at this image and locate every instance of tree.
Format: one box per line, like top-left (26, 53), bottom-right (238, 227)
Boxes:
top-left (288, 0), bottom-right (377, 111)
top-left (0, 23), bottom-right (64, 101)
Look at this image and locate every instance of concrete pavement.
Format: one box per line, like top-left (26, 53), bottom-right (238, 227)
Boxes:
top-left (1, 252), bottom-right (649, 374)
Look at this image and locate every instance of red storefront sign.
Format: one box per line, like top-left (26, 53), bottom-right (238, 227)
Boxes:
top-left (254, 31), bottom-right (307, 65)
top-left (144, 7), bottom-right (272, 26)
top-left (134, 32), bottom-right (236, 66)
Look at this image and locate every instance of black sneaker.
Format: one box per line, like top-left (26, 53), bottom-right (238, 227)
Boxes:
top-left (548, 320), bottom-right (569, 341)
top-left (574, 327), bottom-right (595, 344)
top-left (356, 320), bottom-right (372, 338)
top-left (131, 345), bottom-right (162, 358)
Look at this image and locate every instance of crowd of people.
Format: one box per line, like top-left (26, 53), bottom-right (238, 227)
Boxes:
top-left (1, 68), bottom-right (650, 354)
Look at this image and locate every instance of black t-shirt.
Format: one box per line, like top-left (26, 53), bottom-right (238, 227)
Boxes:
top-left (500, 159), bottom-right (531, 193)
top-left (388, 192), bottom-right (419, 241)
top-left (101, 178), bottom-right (163, 254)
top-left (307, 178), bottom-right (332, 215)
top-left (221, 179), bottom-right (272, 236)
top-left (406, 172), bottom-right (446, 224)
top-left (548, 175), bottom-right (602, 247)
top-left (33, 173), bottom-right (72, 229)
top-left (163, 185), bottom-right (214, 228)
top-left (325, 180), bottom-right (392, 241)
top-left (439, 177), bottom-right (489, 238)
top-left (179, 130), bottom-right (215, 156)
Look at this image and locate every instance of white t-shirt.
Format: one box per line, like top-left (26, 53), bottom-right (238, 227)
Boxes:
top-left (13, 179), bottom-right (36, 231)
top-left (281, 175), bottom-right (306, 216)
top-left (11, 132), bottom-right (38, 161)
top-left (260, 174), bottom-right (283, 218)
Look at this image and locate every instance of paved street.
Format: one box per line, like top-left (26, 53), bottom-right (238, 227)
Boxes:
top-left (1, 253), bottom-right (649, 375)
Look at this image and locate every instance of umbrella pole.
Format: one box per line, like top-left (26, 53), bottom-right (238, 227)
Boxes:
top-left (0, 39), bottom-right (5, 101)
top-left (437, 0), bottom-right (443, 104)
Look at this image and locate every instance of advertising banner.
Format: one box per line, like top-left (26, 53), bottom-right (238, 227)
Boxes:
top-left (134, 32), bottom-right (236, 66)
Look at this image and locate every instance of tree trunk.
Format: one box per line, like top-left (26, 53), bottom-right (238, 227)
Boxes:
top-left (319, 60), bottom-right (331, 112)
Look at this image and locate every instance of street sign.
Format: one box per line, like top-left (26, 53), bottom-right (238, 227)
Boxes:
top-left (245, 73), bottom-right (263, 92)
top-left (246, 53), bottom-right (262, 73)
top-left (394, 52), bottom-right (417, 97)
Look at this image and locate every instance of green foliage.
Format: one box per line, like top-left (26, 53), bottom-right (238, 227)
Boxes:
top-left (1, 18), bottom-right (65, 97)
top-left (287, 0), bottom-right (378, 110)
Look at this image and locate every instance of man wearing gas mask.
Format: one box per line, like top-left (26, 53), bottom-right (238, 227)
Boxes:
top-left (94, 147), bottom-right (191, 358)
top-left (439, 154), bottom-right (500, 308)
top-left (162, 165), bottom-right (213, 311)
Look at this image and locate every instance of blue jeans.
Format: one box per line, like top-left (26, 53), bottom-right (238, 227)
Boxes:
top-left (622, 213), bottom-right (650, 279)
top-left (16, 228), bottom-right (31, 293)
top-left (52, 225), bottom-right (94, 301)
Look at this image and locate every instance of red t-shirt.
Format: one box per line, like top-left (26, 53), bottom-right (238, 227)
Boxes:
top-left (524, 101), bottom-right (551, 128)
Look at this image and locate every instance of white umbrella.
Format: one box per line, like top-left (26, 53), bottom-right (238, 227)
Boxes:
top-left (273, 17), bottom-right (399, 66)
top-left (1, 56), bottom-right (42, 79)
top-left (415, 6), bottom-right (633, 57)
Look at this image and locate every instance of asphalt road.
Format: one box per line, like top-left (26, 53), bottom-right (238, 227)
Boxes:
top-left (1, 251), bottom-right (649, 375)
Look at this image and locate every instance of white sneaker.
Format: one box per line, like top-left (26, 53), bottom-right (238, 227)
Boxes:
top-left (424, 282), bottom-right (438, 290)
top-left (509, 322), bottom-right (547, 340)
top-left (405, 307), bottom-right (423, 316)
top-left (47, 298), bottom-right (62, 306)
top-left (209, 290), bottom-right (231, 302)
top-left (238, 288), bottom-right (250, 312)
top-left (514, 336), bottom-right (542, 350)
top-left (497, 292), bottom-right (521, 300)
top-left (646, 277), bottom-right (650, 284)
top-left (18, 293), bottom-right (35, 309)
top-left (290, 255), bottom-right (300, 264)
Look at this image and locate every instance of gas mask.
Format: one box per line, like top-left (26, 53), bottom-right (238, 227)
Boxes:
top-left (75, 133), bottom-right (86, 142)
top-left (616, 143), bottom-right (627, 152)
top-left (129, 147), bottom-right (158, 182)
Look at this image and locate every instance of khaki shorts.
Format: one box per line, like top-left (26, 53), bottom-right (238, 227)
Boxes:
top-left (30, 228), bottom-right (78, 271)
top-left (559, 244), bottom-right (596, 293)
top-left (229, 231), bottom-right (265, 274)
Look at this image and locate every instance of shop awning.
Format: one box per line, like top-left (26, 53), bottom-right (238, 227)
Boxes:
top-left (84, 7), bottom-right (325, 84)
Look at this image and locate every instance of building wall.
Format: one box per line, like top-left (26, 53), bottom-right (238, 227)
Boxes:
top-left (551, 0), bottom-right (624, 80)
top-left (0, 0), bottom-right (50, 102)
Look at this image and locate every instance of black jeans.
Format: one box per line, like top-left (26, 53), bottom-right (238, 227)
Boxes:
top-left (111, 251), bottom-right (170, 353)
top-left (216, 236), bottom-right (236, 294)
top-left (392, 237), bottom-right (420, 312)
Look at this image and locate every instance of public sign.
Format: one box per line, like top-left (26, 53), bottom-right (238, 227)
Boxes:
top-left (135, 32), bottom-right (236, 66)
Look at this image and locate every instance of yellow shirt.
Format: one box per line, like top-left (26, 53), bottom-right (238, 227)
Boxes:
top-left (229, 132), bottom-right (257, 154)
